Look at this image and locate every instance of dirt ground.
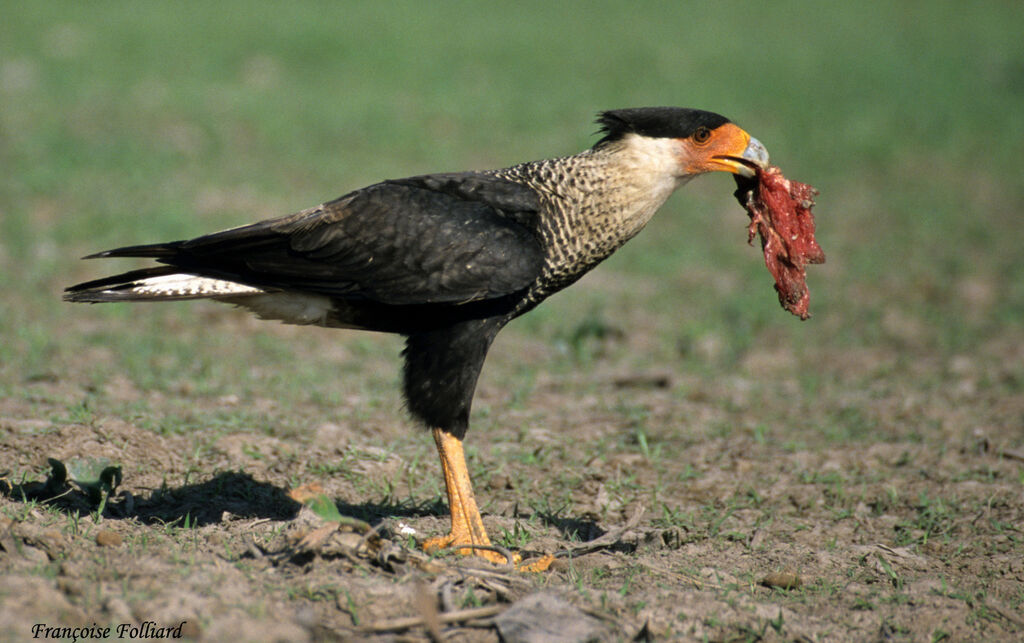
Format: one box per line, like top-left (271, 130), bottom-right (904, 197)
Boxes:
top-left (1, 302), bottom-right (1023, 642)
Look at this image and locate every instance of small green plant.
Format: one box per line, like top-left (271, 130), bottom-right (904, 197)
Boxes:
top-left (618, 566), bottom-right (641, 597)
top-left (304, 492), bottom-right (345, 523)
top-left (752, 424), bottom-right (768, 445)
top-left (634, 427), bottom-right (651, 459)
top-left (875, 553), bottom-right (903, 590)
top-left (43, 457), bottom-right (122, 518)
top-left (342, 590), bottom-right (360, 626)
top-left (851, 596), bottom-right (875, 611)
top-left (499, 521), bottom-right (531, 549)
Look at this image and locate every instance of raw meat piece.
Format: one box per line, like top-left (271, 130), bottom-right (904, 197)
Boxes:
top-left (734, 166), bottom-right (825, 319)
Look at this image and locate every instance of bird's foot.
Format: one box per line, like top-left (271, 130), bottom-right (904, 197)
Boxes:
top-left (422, 533), bottom-right (559, 572)
top-left (422, 531), bottom-right (516, 565)
top-left (425, 427), bottom-right (555, 571)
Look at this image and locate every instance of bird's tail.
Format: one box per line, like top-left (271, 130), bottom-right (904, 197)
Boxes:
top-left (64, 266), bottom-right (265, 303)
top-left (81, 241), bottom-right (183, 260)
top-left (65, 240), bottom-right (268, 303)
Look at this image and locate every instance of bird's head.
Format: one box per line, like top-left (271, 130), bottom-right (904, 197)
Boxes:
top-left (594, 107), bottom-right (769, 179)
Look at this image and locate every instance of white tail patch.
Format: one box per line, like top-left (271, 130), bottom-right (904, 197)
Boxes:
top-left (129, 274), bottom-right (266, 298)
top-left (71, 272), bottom-right (337, 326)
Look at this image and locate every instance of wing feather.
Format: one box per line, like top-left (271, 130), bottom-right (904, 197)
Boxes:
top-left (89, 173), bottom-right (545, 306)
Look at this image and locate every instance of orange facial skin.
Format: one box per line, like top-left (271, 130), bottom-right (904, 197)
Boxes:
top-left (679, 122), bottom-right (759, 176)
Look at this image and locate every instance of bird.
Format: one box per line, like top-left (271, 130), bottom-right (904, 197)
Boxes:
top-left (65, 107), bottom-right (770, 564)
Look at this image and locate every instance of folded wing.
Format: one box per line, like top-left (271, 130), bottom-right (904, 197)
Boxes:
top-left (66, 173), bottom-right (545, 306)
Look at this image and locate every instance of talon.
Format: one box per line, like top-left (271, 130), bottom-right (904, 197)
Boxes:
top-left (423, 533), bottom-right (516, 565)
top-left (517, 554), bottom-right (557, 573)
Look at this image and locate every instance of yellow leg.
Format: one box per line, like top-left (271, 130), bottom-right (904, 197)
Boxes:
top-left (422, 428), bottom-right (509, 564)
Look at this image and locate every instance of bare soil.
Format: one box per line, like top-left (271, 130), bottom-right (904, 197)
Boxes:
top-left (2, 304), bottom-right (1023, 642)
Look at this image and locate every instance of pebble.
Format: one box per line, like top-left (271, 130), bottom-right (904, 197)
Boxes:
top-left (761, 571), bottom-right (802, 589)
top-left (95, 529), bottom-right (123, 547)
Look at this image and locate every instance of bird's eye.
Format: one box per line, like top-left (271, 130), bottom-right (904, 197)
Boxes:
top-left (693, 127), bottom-right (712, 144)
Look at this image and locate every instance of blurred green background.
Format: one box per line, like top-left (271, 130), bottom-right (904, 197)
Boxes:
top-left (1, 1), bottom-right (1022, 435)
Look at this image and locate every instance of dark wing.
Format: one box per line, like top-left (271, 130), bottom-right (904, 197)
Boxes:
top-left (84, 173), bottom-right (544, 305)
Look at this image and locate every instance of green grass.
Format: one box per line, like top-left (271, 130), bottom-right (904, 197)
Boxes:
top-left (2, 3), bottom-right (1022, 398)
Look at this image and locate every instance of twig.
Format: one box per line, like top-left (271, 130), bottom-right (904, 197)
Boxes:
top-left (454, 566), bottom-right (532, 589)
top-left (553, 504), bottom-right (645, 558)
top-left (413, 581), bottom-right (443, 642)
top-left (437, 578), bottom-right (456, 613)
top-left (476, 577), bottom-right (513, 601)
top-left (983, 602), bottom-right (1024, 629)
top-left (360, 604), bottom-right (505, 634)
top-left (354, 521), bottom-right (384, 552)
top-left (999, 448), bottom-right (1024, 463)
top-left (246, 534), bottom-right (265, 559)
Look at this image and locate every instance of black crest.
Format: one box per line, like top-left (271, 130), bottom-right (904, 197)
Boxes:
top-left (594, 107), bottom-right (731, 147)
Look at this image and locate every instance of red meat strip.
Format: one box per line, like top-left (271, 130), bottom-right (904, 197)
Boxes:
top-left (734, 166), bottom-right (825, 320)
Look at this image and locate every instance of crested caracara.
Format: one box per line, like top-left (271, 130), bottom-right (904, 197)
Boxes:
top-left (66, 107), bottom-right (770, 564)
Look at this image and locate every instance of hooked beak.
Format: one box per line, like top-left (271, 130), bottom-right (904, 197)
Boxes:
top-left (693, 123), bottom-right (770, 178)
top-left (712, 133), bottom-right (770, 178)
top-left (733, 136), bottom-right (769, 177)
